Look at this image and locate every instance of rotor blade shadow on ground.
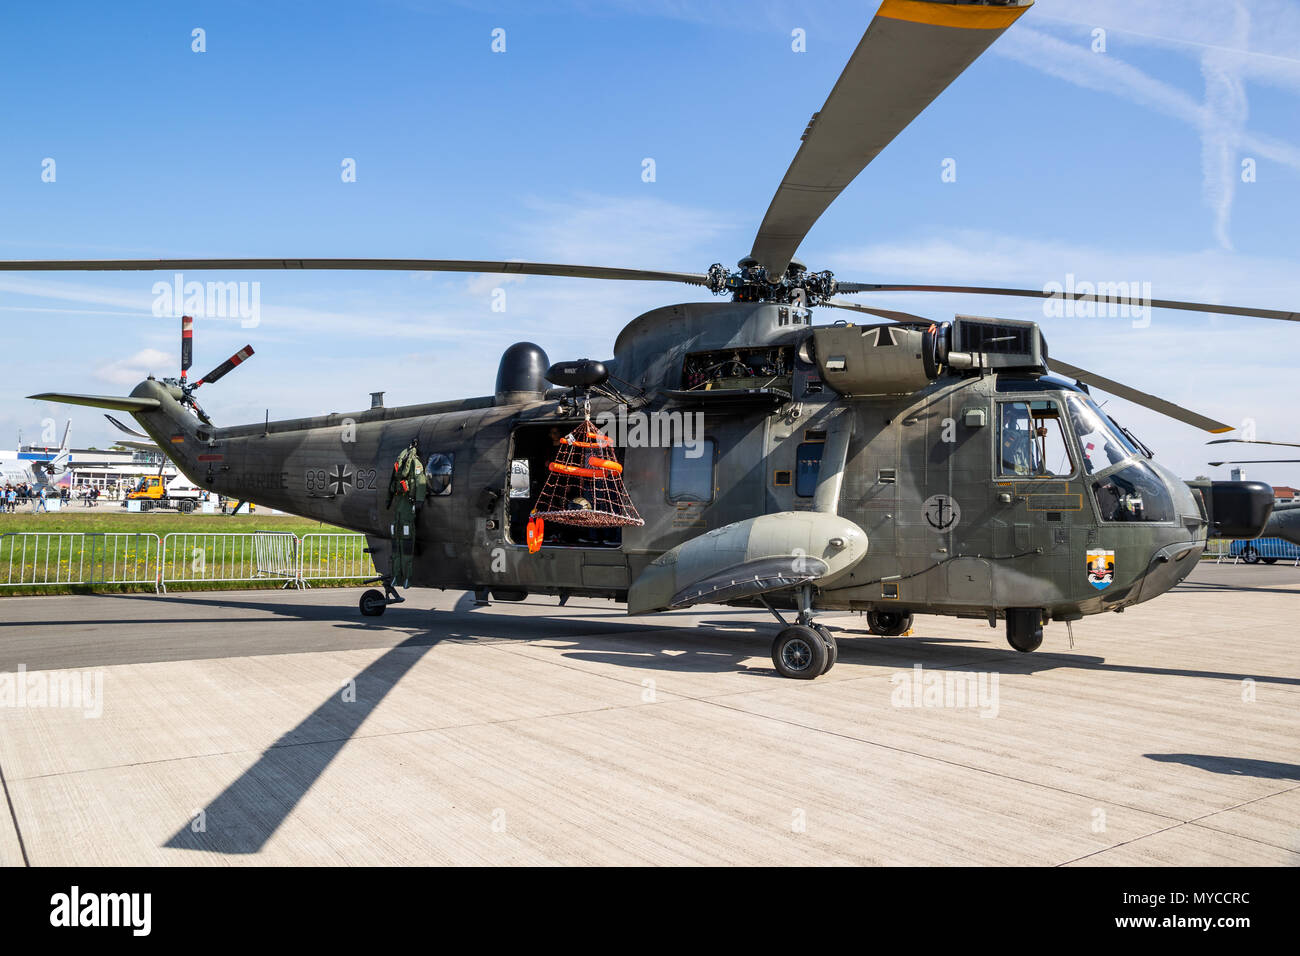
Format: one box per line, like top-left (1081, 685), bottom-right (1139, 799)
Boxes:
top-left (1145, 754), bottom-right (1300, 781)
top-left (164, 633), bottom-right (440, 855)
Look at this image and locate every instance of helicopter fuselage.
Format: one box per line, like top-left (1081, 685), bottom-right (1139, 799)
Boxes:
top-left (125, 301), bottom-right (1215, 630)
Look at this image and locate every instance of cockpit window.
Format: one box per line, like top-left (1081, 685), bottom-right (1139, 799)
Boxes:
top-left (998, 400), bottom-right (1073, 477)
top-left (1067, 395), bottom-right (1137, 475)
top-left (1092, 460), bottom-right (1174, 523)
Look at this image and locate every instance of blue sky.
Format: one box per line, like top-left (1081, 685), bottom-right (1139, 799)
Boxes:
top-left (2, 0), bottom-right (1298, 486)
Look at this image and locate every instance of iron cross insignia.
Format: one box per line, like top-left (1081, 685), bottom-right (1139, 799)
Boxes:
top-left (329, 464), bottom-right (354, 497)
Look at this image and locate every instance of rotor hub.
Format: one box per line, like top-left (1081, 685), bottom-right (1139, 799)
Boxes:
top-left (705, 259), bottom-right (838, 307)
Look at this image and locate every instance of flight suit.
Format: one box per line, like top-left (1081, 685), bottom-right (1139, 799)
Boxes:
top-left (386, 444), bottom-right (429, 588)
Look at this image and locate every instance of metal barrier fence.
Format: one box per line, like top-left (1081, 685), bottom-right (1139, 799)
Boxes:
top-left (160, 531), bottom-right (306, 590)
top-left (0, 531), bottom-right (375, 592)
top-left (0, 532), bottom-right (162, 591)
top-left (299, 533), bottom-right (375, 585)
top-left (253, 531), bottom-right (300, 588)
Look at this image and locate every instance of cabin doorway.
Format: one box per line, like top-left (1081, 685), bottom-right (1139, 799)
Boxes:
top-left (506, 423), bottom-right (622, 549)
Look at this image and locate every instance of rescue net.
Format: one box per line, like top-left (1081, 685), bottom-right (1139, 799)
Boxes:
top-left (530, 420), bottom-right (644, 532)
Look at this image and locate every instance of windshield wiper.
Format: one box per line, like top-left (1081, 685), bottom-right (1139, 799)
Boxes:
top-left (1110, 416), bottom-right (1154, 459)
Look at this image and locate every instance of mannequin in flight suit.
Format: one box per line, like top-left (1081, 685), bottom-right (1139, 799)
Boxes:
top-left (385, 438), bottom-right (429, 596)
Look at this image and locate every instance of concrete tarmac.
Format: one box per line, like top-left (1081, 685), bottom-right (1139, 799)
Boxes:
top-left (0, 563), bottom-right (1296, 866)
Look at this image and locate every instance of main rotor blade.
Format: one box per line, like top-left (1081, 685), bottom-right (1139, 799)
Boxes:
top-left (749, 0), bottom-right (1031, 278)
top-left (0, 258), bottom-right (709, 286)
top-left (837, 282), bottom-right (1300, 323)
top-left (1209, 459), bottom-right (1300, 466)
top-left (105, 413), bottom-right (151, 438)
top-left (112, 439), bottom-right (163, 454)
top-left (1049, 359), bottom-right (1232, 434)
top-left (821, 297), bottom-right (934, 324)
top-left (1206, 438), bottom-right (1300, 448)
top-left (195, 345), bottom-right (254, 387)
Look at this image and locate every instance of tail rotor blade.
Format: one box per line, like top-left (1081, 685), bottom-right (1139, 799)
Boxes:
top-left (180, 315), bottom-right (194, 378)
top-left (195, 345), bottom-right (254, 388)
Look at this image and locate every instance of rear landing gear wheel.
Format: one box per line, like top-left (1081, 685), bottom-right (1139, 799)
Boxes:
top-left (866, 610), bottom-right (913, 637)
top-left (360, 589), bottom-right (388, 617)
top-left (772, 625), bottom-right (827, 680)
top-left (813, 624), bottom-right (837, 674)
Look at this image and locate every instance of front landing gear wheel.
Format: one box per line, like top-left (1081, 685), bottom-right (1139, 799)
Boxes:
top-left (866, 610), bottom-right (913, 637)
top-left (360, 589), bottom-right (388, 617)
top-left (772, 625), bottom-right (827, 679)
top-left (813, 624), bottom-right (837, 674)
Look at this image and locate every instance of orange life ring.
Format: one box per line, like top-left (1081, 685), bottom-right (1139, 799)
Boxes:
top-left (548, 461), bottom-right (603, 478)
top-left (587, 456), bottom-right (623, 474)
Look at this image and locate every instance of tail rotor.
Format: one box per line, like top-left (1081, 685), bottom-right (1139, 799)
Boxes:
top-left (173, 315), bottom-right (254, 423)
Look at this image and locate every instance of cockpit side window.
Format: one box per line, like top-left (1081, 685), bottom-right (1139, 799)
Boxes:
top-left (1066, 395), bottom-right (1134, 476)
top-left (998, 400), bottom-right (1073, 477)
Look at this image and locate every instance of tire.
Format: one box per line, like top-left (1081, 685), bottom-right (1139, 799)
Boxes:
top-left (866, 610), bottom-right (913, 637)
top-left (1263, 558), bottom-right (1278, 565)
top-left (771, 625), bottom-right (827, 679)
top-left (1241, 546), bottom-right (1260, 565)
top-left (359, 589), bottom-right (387, 617)
top-left (813, 624), bottom-right (837, 675)
top-left (1006, 608), bottom-right (1044, 653)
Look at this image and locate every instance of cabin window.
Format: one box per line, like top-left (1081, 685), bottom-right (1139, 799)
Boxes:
top-left (998, 401), bottom-right (1072, 477)
top-left (426, 453), bottom-right (453, 496)
top-left (668, 440), bottom-right (715, 502)
top-left (795, 442), bottom-right (824, 497)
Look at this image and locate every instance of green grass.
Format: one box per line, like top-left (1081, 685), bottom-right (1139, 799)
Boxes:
top-left (0, 510), bottom-right (347, 535)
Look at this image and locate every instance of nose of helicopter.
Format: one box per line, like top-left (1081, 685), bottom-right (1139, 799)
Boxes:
top-left (1132, 461), bottom-right (1208, 604)
top-left (1135, 538), bottom-right (1203, 604)
top-left (1134, 465), bottom-right (1276, 605)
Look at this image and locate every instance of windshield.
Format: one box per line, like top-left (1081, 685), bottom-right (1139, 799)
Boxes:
top-left (1066, 394), bottom-right (1139, 475)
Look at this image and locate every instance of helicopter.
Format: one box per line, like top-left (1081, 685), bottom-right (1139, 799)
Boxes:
top-left (8, 0), bottom-right (1288, 679)
top-left (1207, 438), bottom-right (1300, 548)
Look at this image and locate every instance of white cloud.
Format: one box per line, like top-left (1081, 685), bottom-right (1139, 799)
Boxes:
top-left (996, 2), bottom-right (1300, 250)
top-left (94, 348), bottom-right (174, 387)
top-left (513, 192), bottom-right (737, 266)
